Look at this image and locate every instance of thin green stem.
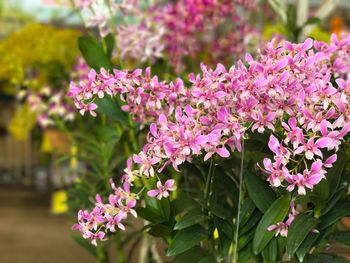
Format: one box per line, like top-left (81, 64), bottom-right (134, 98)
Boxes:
top-left (204, 159), bottom-right (214, 205)
top-left (233, 137), bottom-right (245, 263)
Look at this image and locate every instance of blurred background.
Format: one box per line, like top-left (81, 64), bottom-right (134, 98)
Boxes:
top-left (0, 0), bottom-right (350, 262)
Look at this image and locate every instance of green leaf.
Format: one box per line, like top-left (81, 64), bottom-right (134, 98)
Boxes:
top-left (296, 232), bottom-right (319, 262)
top-left (327, 154), bottom-right (347, 199)
top-left (304, 17), bottom-right (322, 26)
top-left (214, 217), bottom-right (234, 259)
top-left (286, 214), bottom-right (319, 258)
top-left (245, 172), bottom-right (276, 213)
top-left (167, 225), bottom-right (209, 256)
top-left (238, 228), bottom-right (255, 251)
top-left (136, 207), bottom-right (165, 223)
top-left (160, 197), bottom-right (171, 222)
top-left (103, 33), bottom-right (115, 59)
top-left (239, 244), bottom-right (255, 263)
top-left (71, 235), bottom-right (97, 257)
top-left (262, 238), bottom-right (278, 263)
top-left (303, 254), bottom-right (320, 263)
top-left (172, 195), bottom-right (200, 215)
top-left (253, 196), bottom-right (290, 254)
top-left (78, 36), bottom-right (112, 70)
top-left (95, 97), bottom-right (128, 123)
top-left (173, 246), bottom-right (215, 263)
top-left (148, 224), bottom-right (172, 238)
top-left (239, 198), bottom-right (256, 227)
top-left (330, 231), bottom-right (350, 246)
top-left (318, 253), bottom-right (350, 263)
top-left (174, 208), bottom-right (208, 230)
top-left (319, 200), bottom-right (350, 230)
top-left (322, 183), bottom-right (348, 216)
top-left (240, 210), bottom-right (262, 235)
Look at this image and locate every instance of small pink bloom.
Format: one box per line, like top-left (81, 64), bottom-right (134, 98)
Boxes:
top-left (147, 179), bottom-right (176, 199)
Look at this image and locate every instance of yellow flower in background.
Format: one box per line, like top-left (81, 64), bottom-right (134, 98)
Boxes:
top-left (51, 190), bottom-right (68, 214)
top-left (0, 23), bottom-right (80, 94)
top-left (8, 104), bottom-right (37, 141)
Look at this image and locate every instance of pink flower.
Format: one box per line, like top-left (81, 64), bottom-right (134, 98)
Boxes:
top-left (251, 112), bottom-right (276, 133)
top-left (133, 152), bottom-right (160, 177)
top-left (147, 179), bottom-right (176, 199)
top-left (285, 160), bottom-right (325, 195)
top-left (294, 137), bottom-right (333, 160)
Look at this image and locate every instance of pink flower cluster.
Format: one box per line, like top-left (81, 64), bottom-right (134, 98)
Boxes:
top-left (72, 181), bottom-right (137, 245)
top-left (72, 34), bottom-right (350, 243)
top-left (154, 0), bottom-right (256, 71)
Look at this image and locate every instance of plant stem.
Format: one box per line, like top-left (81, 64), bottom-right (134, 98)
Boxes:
top-left (233, 137), bottom-right (245, 263)
top-left (204, 159), bottom-right (214, 207)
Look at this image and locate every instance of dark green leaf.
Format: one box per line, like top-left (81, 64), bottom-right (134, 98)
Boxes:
top-left (240, 210), bottom-right (262, 235)
top-left (238, 228), bottom-right (255, 251)
top-left (245, 172), bottom-right (276, 213)
top-left (296, 232), bottom-right (319, 262)
top-left (304, 17), bottom-right (322, 26)
top-left (303, 254), bottom-right (320, 263)
top-left (71, 235), bottom-right (97, 257)
top-left (78, 36), bottom-right (112, 70)
top-left (172, 195), bottom-right (200, 215)
top-left (136, 207), bottom-right (165, 223)
top-left (253, 196), bottom-right (290, 254)
top-left (318, 253), bottom-right (350, 263)
top-left (167, 225), bottom-right (209, 256)
top-left (173, 246), bottom-right (215, 263)
top-left (286, 214), bottom-right (319, 258)
top-left (174, 208), bottom-right (208, 230)
top-left (322, 183), bottom-right (348, 216)
top-left (214, 217), bottom-right (233, 259)
top-left (327, 154), bottom-right (347, 199)
top-left (330, 231), bottom-right (350, 246)
top-left (262, 238), bottom-right (278, 263)
top-left (103, 33), bottom-right (115, 59)
top-left (239, 198), bottom-right (256, 227)
top-left (148, 224), bottom-right (172, 238)
top-left (319, 200), bottom-right (350, 230)
top-left (95, 98), bottom-right (128, 123)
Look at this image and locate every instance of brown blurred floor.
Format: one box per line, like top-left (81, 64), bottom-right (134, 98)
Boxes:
top-left (0, 186), bottom-right (95, 263)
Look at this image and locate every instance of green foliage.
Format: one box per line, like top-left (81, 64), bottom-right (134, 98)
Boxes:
top-left (253, 196), bottom-right (290, 254)
top-left (286, 214), bottom-right (319, 259)
top-left (78, 35), bottom-right (113, 71)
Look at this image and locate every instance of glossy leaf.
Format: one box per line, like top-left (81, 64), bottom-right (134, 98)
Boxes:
top-left (78, 35), bottom-right (112, 70)
top-left (262, 238), bottom-right (278, 263)
top-left (71, 235), bottom-right (97, 257)
top-left (296, 232), bottom-right (319, 262)
top-left (319, 200), bottom-right (350, 230)
top-left (173, 246), bottom-right (215, 263)
top-left (245, 172), bottom-right (276, 213)
top-left (286, 214), bottom-right (319, 258)
top-left (253, 196), bottom-right (290, 254)
top-left (95, 98), bottom-right (128, 123)
top-left (318, 253), bottom-right (350, 263)
top-left (103, 33), bottom-right (115, 59)
top-left (174, 208), bottom-right (208, 230)
top-left (239, 198), bottom-right (256, 227)
top-left (167, 225), bottom-right (209, 256)
top-left (148, 224), bottom-right (172, 238)
top-left (240, 210), bottom-right (262, 235)
top-left (330, 231), bottom-right (350, 246)
top-left (327, 154), bottom-right (347, 199)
